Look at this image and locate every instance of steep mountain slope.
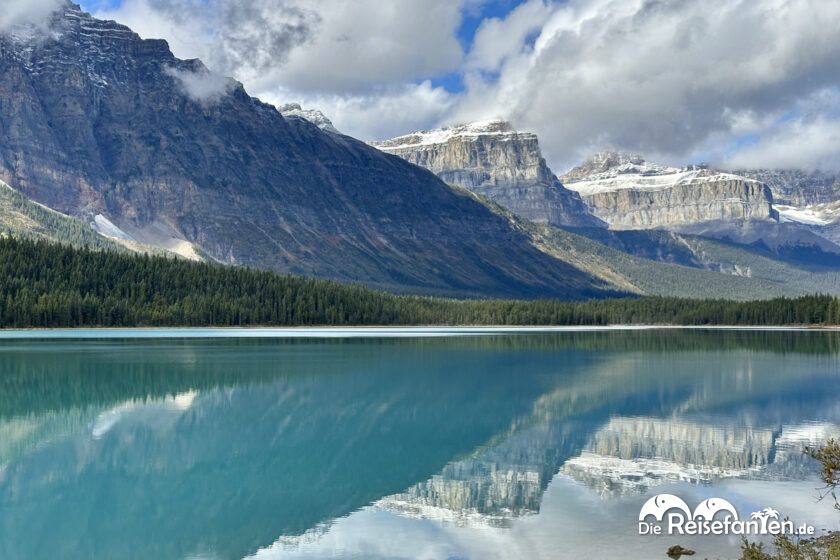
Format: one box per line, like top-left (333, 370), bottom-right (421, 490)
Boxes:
top-left (371, 121), bottom-right (603, 229)
top-left (729, 169), bottom-right (840, 246)
top-left (0, 3), bottom-right (613, 299)
top-left (368, 117), bottom-right (840, 296)
top-left (733, 169), bottom-right (840, 206)
top-left (675, 220), bottom-right (840, 266)
top-left (278, 103), bottom-right (339, 134)
top-left (458, 187), bottom-right (840, 299)
top-left (0, 178), bottom-right (168, 254)
top-left (562, 152), bottom-right (778, 229)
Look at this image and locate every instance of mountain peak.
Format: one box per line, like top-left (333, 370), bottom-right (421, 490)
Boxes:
top-left (370, 121), bottom-right (604, 229)
top-left (278, 103), bottom-right (339, 134)
top-left (0, 7), bottom-right (610, 298)
top-left (371, 119), bottom-right (525, 150)
top-left (563, 151), bottom-right (661, 182)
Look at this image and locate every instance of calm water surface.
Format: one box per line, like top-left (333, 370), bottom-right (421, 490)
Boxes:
top-left (0, 330), bottom-right (839, 559)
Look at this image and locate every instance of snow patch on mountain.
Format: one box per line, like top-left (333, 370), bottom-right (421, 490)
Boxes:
top-left (563, 152), bottom-right (763, 196)
top-left (371, 120), bottom-right (527, 150)
top-left (776, 202), bottom-right (840, 226)
top-left (279, 103), bottom-right (339, 134)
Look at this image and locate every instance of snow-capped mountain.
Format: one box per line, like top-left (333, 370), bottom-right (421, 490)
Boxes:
top-left (731, 169), bottom-right (840, 243)
top-left (278, 103), bottom-right (340, 134)
top-left (561, 152), bottom-right (778, 229)
top-left (371, 120), bottom-right (604, 229)
top-left (733, 169), bottom-right (840, 206)
top-left (0, 1), bottom-right (615, 299)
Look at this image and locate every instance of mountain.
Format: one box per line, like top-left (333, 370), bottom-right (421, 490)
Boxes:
top-left (0, 177), bottom-right (170, 254)
top-left (733, 169), bottom-right (840, 206)
top-left (364, 114), bottom-right (840, 297)
top-left (0, 2), bottom-right (615, 299)
top-left (278, 103), bottom-right (340, 134)
top-left (730, 169), bottom-right (840, 245)
top-left (370, 120), bottom-right (603, 229)
top-left (368, 120), bottom-right (840, 297)
top-left (475, 192), bottom-right (840, 298)
top-left (561, 152), bottom-right (778, 229)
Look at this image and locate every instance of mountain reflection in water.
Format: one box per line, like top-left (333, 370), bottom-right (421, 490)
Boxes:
top-left (0, 331), bottom-right (839, 559)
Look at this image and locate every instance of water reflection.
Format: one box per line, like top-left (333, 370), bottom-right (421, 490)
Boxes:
top-left (0, 332), bottom-right (839, 559)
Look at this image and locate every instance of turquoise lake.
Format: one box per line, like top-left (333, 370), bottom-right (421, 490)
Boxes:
top-left (1, 329), bottom-right (839, 559)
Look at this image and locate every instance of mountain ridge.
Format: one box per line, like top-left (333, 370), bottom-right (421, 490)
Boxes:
top-left (561, 151), bottom-right (779, 229)
top-left (371, 120), bottom-right (604, 229)
top-left (0, 2), bottom-right (616, 299)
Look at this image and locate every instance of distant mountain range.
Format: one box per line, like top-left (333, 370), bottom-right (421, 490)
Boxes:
top-left (372, 123), bottom-right (840, 297)
top-left (561, 151), bottom-right (778, 228)
top-left (371, 120), bottom-right (602, 229)
top-left (2, 2), bottom-right (840, 301)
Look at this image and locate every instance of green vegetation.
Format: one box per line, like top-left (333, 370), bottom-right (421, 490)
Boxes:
top-left (0, 236), bottom-right (838, 328)
top-left (456, 185), bottom-right (840, 299)
top-left (0, 182), bottom-right (124, 251)
top-left (738, 440), bottom-right (840, 560)
top-left (681, 235), bottom-right (840, 295)
top-left (535, 223), bottom-right (795, 299)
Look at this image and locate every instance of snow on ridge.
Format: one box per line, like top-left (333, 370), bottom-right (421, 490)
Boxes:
top-left (371, 120), bottom-right (530, 151)
top-left (279, 103), bottom-right (339, 134)
top-left (776, 202), bottom-right (840, 226)
top-left (565, 157), bottom-right (763, 196)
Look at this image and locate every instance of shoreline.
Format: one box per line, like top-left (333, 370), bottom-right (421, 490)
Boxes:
top-left (0, 324), bottom-right (837, 339)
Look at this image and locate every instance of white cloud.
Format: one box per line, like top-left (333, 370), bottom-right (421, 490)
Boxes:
top-left (264, 81), bottom-right (458, 142)
top-left (725, 117), bottom-right (840, 171)
top-left (91, 0), bottom-right (840, 170)
top-left (453, 0), bottom-right (840, 170)
top-left (723, 89), bottom-right (840, 171)
top-left (0, 0), bottom-right (63, 32)
top-left (96, 0), bottom-right (467, 95)
top-left (164, 65), bottom-right (235, 104)
top-left (465, 0), bottom-right (551, 73)
top-left (275, 0), bottom-right (465, 95)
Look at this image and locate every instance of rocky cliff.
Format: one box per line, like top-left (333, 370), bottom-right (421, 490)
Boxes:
top-left (278, 103), bottom-right (340, 134)
top-left (733, 169), bottom-right (840, 206)
top-left (0, 2), bottom-right (613, 299)
top-left (371, 121), bottom-right (603, 228)
top-left (562, 152), bottom-right (779, 229)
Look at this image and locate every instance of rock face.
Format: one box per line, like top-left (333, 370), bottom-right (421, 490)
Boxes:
top-left (732, 169), bottom-right (840, 206)
top-left (0, 2), bottom-right (612, 299)
top-left (278, 103), bottom-right (339, 134)
top-left (371, 121), bottom-right (604, 228)
top-left (562, 152), bottom-right (779, 229)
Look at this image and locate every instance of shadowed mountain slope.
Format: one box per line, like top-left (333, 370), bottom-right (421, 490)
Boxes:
top-left (0, 2), bottom-right (612, 299)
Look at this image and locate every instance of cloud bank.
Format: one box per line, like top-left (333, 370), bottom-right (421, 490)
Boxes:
top-left (92, 0), bottom-right (840, 170)
top-left (455, 0), bottom-right (840, 170)
top-left (0, 0), bottom-right (63, 32)
top-left (164, 65), bottom-right (236, 104)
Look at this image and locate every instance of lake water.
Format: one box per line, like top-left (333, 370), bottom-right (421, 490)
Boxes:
top-left (1, 329), bottom-right (839, 559)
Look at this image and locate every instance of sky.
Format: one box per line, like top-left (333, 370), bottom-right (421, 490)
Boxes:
top-left (19, 0), bottom-right (840, 171)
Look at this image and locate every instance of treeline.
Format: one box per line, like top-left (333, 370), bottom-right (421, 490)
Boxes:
top-left (0, 237), bottom-right (838, 328)
top-left (0, 184), bottom-right (123, 251)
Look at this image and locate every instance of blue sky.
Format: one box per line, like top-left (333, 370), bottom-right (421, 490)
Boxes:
top-left (435, 0), bottom-right (527, 93)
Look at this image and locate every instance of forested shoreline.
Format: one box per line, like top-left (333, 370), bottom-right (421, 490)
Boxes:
top-left (0, 237), bottom-right (837, 328)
